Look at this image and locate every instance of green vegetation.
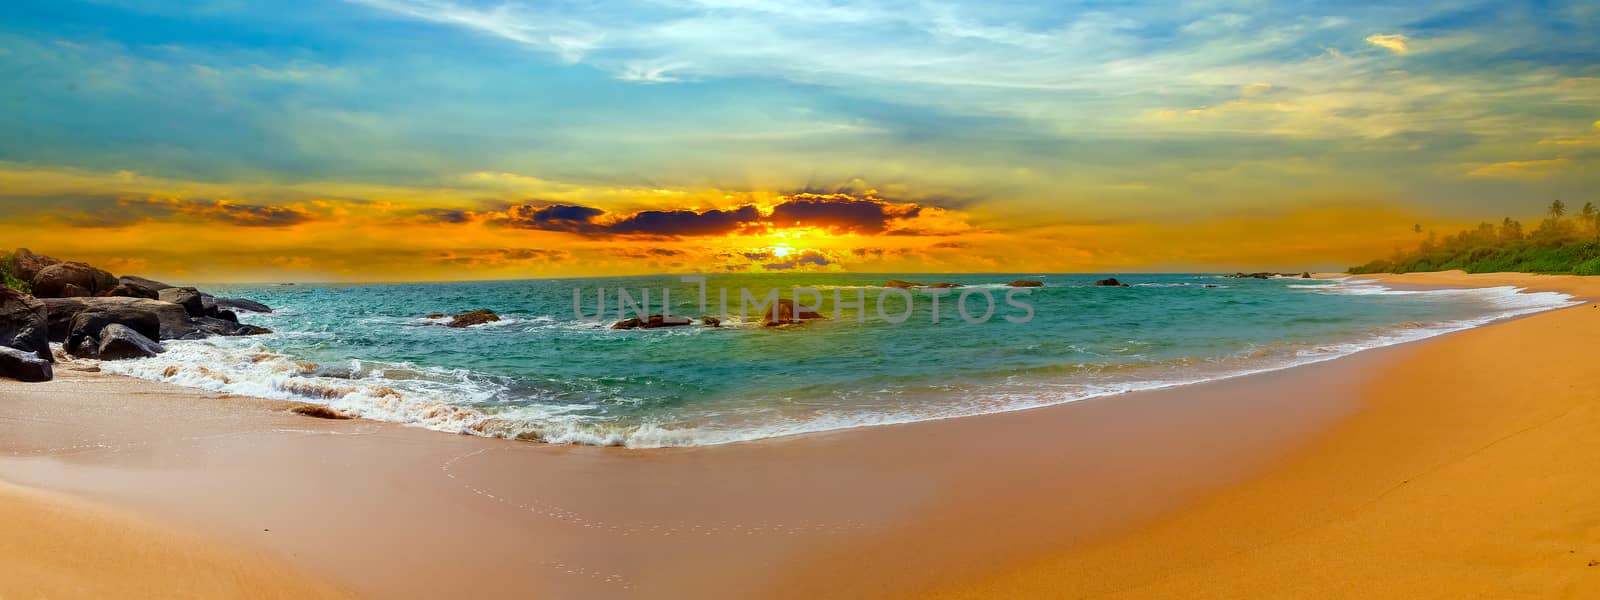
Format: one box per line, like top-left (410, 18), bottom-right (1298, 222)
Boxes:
top-left (1349, 201), bottom-right (1600, 275)
top-left (1, 250), bottom-right (31, 294)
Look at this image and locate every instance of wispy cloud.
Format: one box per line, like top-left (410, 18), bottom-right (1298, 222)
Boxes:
top-left (1364, 33), bottom-right (1410, 54)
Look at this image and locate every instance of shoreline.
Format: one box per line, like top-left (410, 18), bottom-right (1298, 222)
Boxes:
top-left (3, 270), bottom-right (1599, 597)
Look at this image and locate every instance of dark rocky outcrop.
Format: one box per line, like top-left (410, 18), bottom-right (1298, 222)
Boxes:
top-left (884, 279), bottom-right (924, 288)
top-left (214, 297), bottom-right (272, 313)
top-left (101, 282), bottom-right (160, 299)
top-left (445, 309), bottom-right (500, 328)
top-left (925, 282), bottom-right (963, 288)
top-left (0, 345), bottom-right (52, 382)
top-left (1008, 280), bottom-right (1045, 287)
top-left (611, 315), bottom-right (693, 329)
top-left (96, 323), bottom-right (165, 360)
top-left (9, 248), bottom-right (61, 282)
top-left (764, 299), bottom-right (826, 326)
top-left (66, 306), bottom-right (162, 353)
top-left (702, 316), bottom-right (721, 328)
top-left (117, 276), bottom-right (174, 298)
top-left (30, 261), bottom-right (118, 298)
top-left (1300, 272), bottom-right (1312, 278)
top-left (1094, 278), bottom-right (1129, 287)
top-left (158, 287), bottom-right (206, 317)
top-left (44, 297), bottom-right (269, 342)
top-left (0, 286), bottom-right (51, 362)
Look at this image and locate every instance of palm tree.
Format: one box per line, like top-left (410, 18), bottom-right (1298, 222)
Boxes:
top-left (1549, 199), bottom-right (1566, 220)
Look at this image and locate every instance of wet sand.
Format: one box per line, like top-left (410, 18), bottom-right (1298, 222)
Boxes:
top-left (4, 271), bottom-right (1599, 598)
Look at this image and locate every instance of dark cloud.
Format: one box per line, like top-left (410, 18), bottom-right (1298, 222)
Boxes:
top-left (763, 250), bottom-right (832, 271)
top-left (433, 248), bottom-right (571, 266)
top-left (606, 247), bottom-right (687, 259)
top-left (768, 192), bottom-right (922, 234)
top-left (173, 200), bottom-right (316, 227)
top-left (415, 208), bottom-right (475, 224)
top-left (606, 205), bottom-right (760, 236)
top-left (4, 195), bottom-right (319, 228)
top-left (492, 204), bottom-right (607, 233)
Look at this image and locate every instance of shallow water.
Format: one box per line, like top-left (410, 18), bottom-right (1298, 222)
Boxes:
top-left (96, 274), bottom-right (1577, 447)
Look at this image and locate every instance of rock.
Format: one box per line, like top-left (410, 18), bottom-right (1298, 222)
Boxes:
top-left (611, 317), bottom-right (643, 330)
top-left (1227, 272), bottom-right (1274, 279)
top-left (8, 248), bottom-right (61, 282)
top-left (884, 279), bottom-right (924, 288)
top-left (30, 261), bottom-right (118, 298)
top-left (701, 316), bottom-right (721, 327)
top-left (425, 313), bottom-right (447, 319)
top-left (215, 309), bottom-right (239, 323)
top-left (291, 405), bottom-right (351, 420)
top-left (1008, 280), bottom-right (1045, 287)
top-left (214, 297), bottom-right (272, 313)
top-left (1094, 278), bottom-right (1129, 287)
top-left (0, 345), bottom-right (52, 382)
top-left (68, 335), bottom-right (99, 359)
top-left (1203, 284), bottom-right (1219, 288)
top-left (926, 282), bottom-right (963, 288)
top-left (117, 276), bottom-right (174, 298)
top-left (60, 283), bottom-right (91, 297)
top-left (158, 287), bottom-right (206, 317)
top-left (445, 309), bottom-right (500, 328)
top-left (96, 323), bottom-right (165, 360)
top-left (0, 286), bottom-right (52, 362)
top-left (44, 297), bottom-right (266, 341)
top-left (100, 282), bottom-right (159, 299)
top-left (641, 315), bottom-right (692, 329)
top-left (1300, 272), bottom-right (1312, 278)
top-left (66, 307), bottom-right (162, 353)
top-left (764, 299), bottom-right (826, 326)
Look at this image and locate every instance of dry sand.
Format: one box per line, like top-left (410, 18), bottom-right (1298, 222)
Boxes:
top-left (3, 270), bottom-right (1599, 598)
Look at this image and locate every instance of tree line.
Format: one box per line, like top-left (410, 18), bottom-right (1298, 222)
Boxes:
top-left (1349, 200), bottom-right (1600, 275)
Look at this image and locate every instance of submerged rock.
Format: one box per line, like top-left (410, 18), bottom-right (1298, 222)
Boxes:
top-left (884, 279), bottom-right (924, 288)
top-left (1094, 278), bottom-right (1129, 287)
top-left (96, 323), bottom-right (165, 360)
top-left (1007, 280), bottom-right (1045, 287)
top-left (445, 309), bottom-right (500, 328)
top-left (701, 316), bottom-right (721, 327)
top-left (764, 299), bottom-right (826, 326)
top-left (0, 286), bottom-right (51, 362)
top-left (612, 315), bottom-right (693, 329)
top-left (0, 345), bottom-right (52, 382)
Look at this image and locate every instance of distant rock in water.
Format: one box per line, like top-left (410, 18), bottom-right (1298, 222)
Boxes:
top-left (1008, 280), bottom-right (1044, 287)
top-left (764, 299), bottom-right (826, 326)
top-left (926, 282), bottom-right (963, 288)
top-left (291, 404), bottom-right (351, 420)
top-left (1094, 278), bottom-right (1129, 287)
top-left (884, 279), bottom-right (924, 288)
top-left (31, 261), bottom-right (117, 298)
top-left (1300, 272), bottom-right (1312, 278)
top-left (611, 315), bottom-right (693, 329)
top-left (445, 309), bottom-right (500, 328)
top-left (701, 316), bottom-right (721, 328)
top-left (96, 323), bottom-right (165, 360)
top-left (0, 345), bottom-right (52, 382)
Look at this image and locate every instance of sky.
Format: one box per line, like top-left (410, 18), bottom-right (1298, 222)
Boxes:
top-left (1, 0), bottom-right (1596, 281)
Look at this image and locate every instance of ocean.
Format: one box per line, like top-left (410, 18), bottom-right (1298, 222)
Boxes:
top-left (96, 274), bottom-right (1577, 447)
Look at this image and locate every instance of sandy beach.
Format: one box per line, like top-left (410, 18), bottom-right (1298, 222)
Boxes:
top-left (4, 270), bottom-right (1600, 598)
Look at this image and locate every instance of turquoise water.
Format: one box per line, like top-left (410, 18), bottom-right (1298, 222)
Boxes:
top-left (98, 274), bottom-right (1575, 447)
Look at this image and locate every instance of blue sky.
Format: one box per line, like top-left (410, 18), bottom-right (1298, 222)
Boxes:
top-left (0, 0), bottom-right (1597, 278)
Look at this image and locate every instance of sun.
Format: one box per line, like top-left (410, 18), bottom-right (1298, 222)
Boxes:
top-left (771, 243), bottom-right (794, 258)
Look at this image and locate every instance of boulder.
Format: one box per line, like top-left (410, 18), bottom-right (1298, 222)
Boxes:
top-left (764, 299), bottom-right (826, 326)
top-left (66, 307), bottom-right (162, 352)
top-left (214, 296), bottom-right (272, 313)
top-left (641, 315), bottom-right (692, 329)
top-left (158, 287), bottom-right (206, 317)
top-left (926, 282), bottom-right (963, 288)
top-left (702, 316), bottom-right (721, 328)
top-left (100, 282), bottom-right (159, 299)
top-left (1007, 280), bottom-right (1045, 287)
top-left (60, 283), bottom-right (91, 297)
top-left (1094, 278), bottom-right (1129, 287)
top-left (30, 261), bottom-right (118, 298)
top-left (68, 335), bottom-right (100, 359)
top-left (43, 297), bottom-right (268, 341)
top-left (9, 248), bottom-right (61, 282)
top-left (611, 317), bottom-right (643, 330)
top-left (215, 309), bottom-right (239, 323)
top-left (117, 276), bottom-right (174, 298)
top-left (0, 345), bottom-right (52, 382)
top-left (445, 309), bottom-right (500, 328)
top-left (0, 286), bottom-right (51, 362)
top-left (96, 323), bottom-right (165, 360)
top-left (884, 280), bottom-right (925, 288)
